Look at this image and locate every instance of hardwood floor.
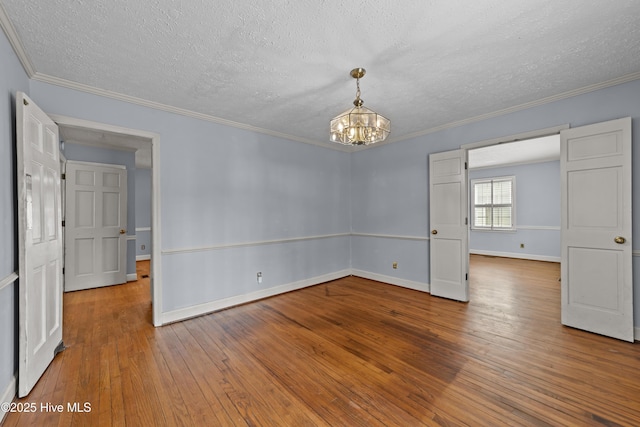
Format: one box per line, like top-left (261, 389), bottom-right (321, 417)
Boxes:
top-left (4, 256), bottom-right (640, 426)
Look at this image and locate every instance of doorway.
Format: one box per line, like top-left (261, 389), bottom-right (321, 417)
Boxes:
top-left (467, 133), bottom-right (562, 263)
top-left (457, 120), bottom-right (634, 342)
top-left (50, 114), bottom-right (163, 326)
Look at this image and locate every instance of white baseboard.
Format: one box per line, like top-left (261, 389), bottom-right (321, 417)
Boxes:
top-left (351, 269), bottom-right (430, 293)
top-left (126, 273), bottom-right (137, 282)
top-left (470, 249), bottom-right (560, 263)
top-left (0, 375), bottom-right (16, 424)
top-left (136, 255), bottom-right (151, 261)
top-left (156, 268), bottom-right (640, 340)
top-left (160, 269), bottom-right (352, 325)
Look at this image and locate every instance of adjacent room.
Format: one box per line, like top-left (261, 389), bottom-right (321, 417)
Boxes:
top-left (2, 1), bottom-right (640, 425)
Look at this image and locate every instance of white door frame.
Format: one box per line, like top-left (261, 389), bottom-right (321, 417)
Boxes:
top-left (48, 114), bottom-right (163, 327)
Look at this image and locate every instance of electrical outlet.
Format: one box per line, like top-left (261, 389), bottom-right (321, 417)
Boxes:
top-left (257, 272), bottom-right (262, 283)
top-left (392, 262), bottom-right (398, 269)
top-left (520, 243), bottom-right (525, 248)
top-left (141, 244), bottom-right (145, 250)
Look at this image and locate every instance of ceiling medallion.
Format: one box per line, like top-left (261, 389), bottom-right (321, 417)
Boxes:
top-left (330, 68), bottom-right (390, 146)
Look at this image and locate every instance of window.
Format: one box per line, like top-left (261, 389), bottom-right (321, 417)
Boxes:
top-left (471, 177), bottom-right (515, 230)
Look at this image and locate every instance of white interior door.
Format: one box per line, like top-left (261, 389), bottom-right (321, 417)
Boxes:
top-left (560, 117), bottom-right (633, 342)
top-left (429, 149), bottom-right (469, 301)
top-left (16, 92), bottom-right (63, 397)
top-left (65, 161), bottom-right (127, 292)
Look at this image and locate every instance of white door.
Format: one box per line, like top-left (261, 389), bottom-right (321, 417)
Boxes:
top-left (64, 161), bottom-right (127, 292)
top-left (16, 92), bottom-right (63, 397)
top-left (560, 117), bottom-right (633, 342)
top-left (429, 149), bottom-right (469, 301)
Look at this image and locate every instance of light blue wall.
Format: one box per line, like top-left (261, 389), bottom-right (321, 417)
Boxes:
top-left (135, 168), bottom-right (151, 258)
top-left (469, 161), bottom-right (560, 260)
top-left (0, 26), bottom-right (30, 408)
top-left (351, 78), bottom-right (640, 327)
top-left (28, 80), bottom-right (352, 313)
top-left (350, 142), bottom-right (431, 283)
top-left (3, 23), bottom-right (640, 408)
top-left (62, 142), bottom-right (137, 276)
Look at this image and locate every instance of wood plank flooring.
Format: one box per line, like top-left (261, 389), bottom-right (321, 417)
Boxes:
top-left (4, 256), bottom-right (640, 426)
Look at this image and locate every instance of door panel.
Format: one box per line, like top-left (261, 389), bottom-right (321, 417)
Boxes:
top-left (429, 149), bottom-right (469, 302)
top-left (17, 92), bottom-right (63, 397)
top-left (65, 161), bottom-right (127, 291)
top-left (561, 117), bottom-right (633, 342)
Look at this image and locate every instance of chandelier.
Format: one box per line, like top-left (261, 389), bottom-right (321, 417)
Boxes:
top-left (330, 68), bottom-right (390, 146)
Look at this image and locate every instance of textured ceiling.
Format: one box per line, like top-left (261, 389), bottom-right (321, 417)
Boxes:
top-left (2, 0), bottom-right (640, 150)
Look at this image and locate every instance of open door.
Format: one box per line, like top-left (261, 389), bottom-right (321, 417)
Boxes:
top-left (429, 149), bottom-right (469, 301)
top-left (560, 117), bottom-right (633, 342)
top-left (64, 161), bottom-right (128, 291)
top-left (16, 92), bottom-right (64, 396)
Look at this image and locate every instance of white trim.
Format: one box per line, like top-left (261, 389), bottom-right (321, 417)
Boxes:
top-left (516, 225), bottom-right (561, 231)
top-left (374, 70), bottom-right (640, 147)
top-left (65, 159), bottom-right (126, 170)
top-left (461, 124), bottom-right (570, 151)
top-left (34, 73), bottom-right (349, 152)
top-left (126, 235), bottom-right (136, 241)
top-left (127, 273), bottom-right (137, 282)
top-left (470, 249), bottom-right (560, 263)
top-left (38, 62), bottom-right (640, 153)
top-left (469, 157), bottom-right (561, 171)
top-left (151, 133), bottom-right (162, 327)
top-left (0, 5), bottom-right (35, 76)
top-left (65, 138), bottom-right (136, 152)
top-left (4, 0), bottom-right (637, 156)
top-left (350, 233), bottom-right (429, 241)
top-left (0, 272), bottom-right (18, 292)
top-left (136, 227), bottom-right (151, 232)
top-left (48, 114), bottom-right (163, 327)
top-left (160, 269), bottom-right (351, 324)
top-left (136, 254), bottom-right (151, 261)
top-left (470, 176), bottom-right (516, 231)
top-left (633, 250), bottom-right (640, 257)
top-left (162, 233), bottom-right (351, 255)
top-left (0, 375), bottom-right (16, 424)
top-left (351, 269), bottom-right (430, 293)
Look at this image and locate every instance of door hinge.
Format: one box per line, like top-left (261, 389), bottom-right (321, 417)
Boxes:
top-left (465, 217), bottom-right (468, 225)
top-left (62, 220), bottom-right (65, 227)
top-left (466, 273), bottom-right (468, 281)
top-left (465, 161), bottom-right (468, 170)
top-left (23, 98), bottom-right (29, 106)
top-left (61, 173), bottom-right (66, 180)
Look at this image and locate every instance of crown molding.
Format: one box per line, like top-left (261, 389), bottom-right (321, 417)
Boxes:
top-left (31, 72), bottom-right (351, 152)
top-left (0, 4), bottom-right (35, 76)
top-left (3, 2), bottom-right (638, 154)
top-left (31, 67), bottom-right (640, 154)
top-left (365, 71), bottom-right (640, 150)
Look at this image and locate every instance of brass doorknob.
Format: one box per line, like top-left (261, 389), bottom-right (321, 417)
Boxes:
top-left (614, 236), bottom-right (626, 244)
top-left (431, 230), bottom-right (438, 235)
top-left (119, 229), bottom-right (126, 235)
